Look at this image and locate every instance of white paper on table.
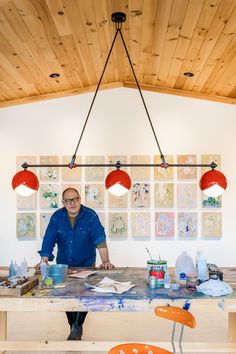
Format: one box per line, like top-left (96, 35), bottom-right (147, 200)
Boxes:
top-left (84, 276), bottom-right (136, 294)
top-left (69, 270), bottom-right (97, 279)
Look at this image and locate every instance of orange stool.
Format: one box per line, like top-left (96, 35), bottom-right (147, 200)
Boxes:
top-left (108, 306), bottom-right (196, 354)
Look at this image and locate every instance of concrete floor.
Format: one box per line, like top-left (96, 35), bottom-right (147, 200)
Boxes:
top-left (6, 311), bottom-right (229, 354)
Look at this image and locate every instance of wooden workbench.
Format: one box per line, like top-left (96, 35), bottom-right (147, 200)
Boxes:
top-left (1, 267), bottom-right (236, 352)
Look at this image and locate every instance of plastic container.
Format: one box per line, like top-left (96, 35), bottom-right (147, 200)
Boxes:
top-left (8, 260), bottom-right (15, 278)
top-left (48, 264), bottom-right (68, 284)
top-left (40, 261), bottom-right (49, 280)
top-left (175, 251), bottom-right (196, 286)
top-left (164, 269), bottom-right (171, 289)
top-left (197, 252), bottom-right (209, 282)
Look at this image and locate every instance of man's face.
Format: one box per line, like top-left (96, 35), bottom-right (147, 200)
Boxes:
top-left (62, 189), bottom-right (81, 216)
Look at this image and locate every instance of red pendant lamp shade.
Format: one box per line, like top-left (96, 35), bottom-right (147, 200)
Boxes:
top-left (200, 170), bottom-right (227, 197)
top-left (105, 170), bottom-right (132, 196)
top-left (12, 170), bottom-right (39, 196)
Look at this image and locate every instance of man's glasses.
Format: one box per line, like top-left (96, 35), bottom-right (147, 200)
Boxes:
top-left (63, 197), bottom-right (80, 205)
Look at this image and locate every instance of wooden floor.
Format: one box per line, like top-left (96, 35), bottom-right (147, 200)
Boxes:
top-left (6, 311), bottom-right (229, 354)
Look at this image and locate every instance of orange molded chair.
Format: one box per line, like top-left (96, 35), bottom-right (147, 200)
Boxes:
top-left (108, 306), bottom-right (196, 354)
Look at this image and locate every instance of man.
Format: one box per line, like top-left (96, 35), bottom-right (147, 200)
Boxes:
top-left (38, 187), bottom-right (114, 340)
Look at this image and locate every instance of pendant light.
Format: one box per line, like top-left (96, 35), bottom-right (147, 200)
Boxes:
top-left (12, 169), bottom-right (39, 196)
top-left (105, 169), bottom-right (132, 197)
top-left (200, 169), bottom-right (227, 197)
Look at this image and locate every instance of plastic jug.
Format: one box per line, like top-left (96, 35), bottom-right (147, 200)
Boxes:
top-left (175, 251), bottom-right (196, 286)
top-left (197, 252), bottom-right (209, 282)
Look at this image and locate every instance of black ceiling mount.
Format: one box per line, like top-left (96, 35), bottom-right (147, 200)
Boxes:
top-left (111, 12), bottom-right (126, 23)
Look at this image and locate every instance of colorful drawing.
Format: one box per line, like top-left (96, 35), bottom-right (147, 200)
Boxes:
top-left (85, 156), bottom-right (105, 181)
top-left (155, 212), bottom-right (174, 237)
top-left (17, 194), bottom-right (36, 210)
top-left (16, 156), bottom-right (37, 173)
top-left (131, 212), bottom-right (150, 237)
top-left (177, 183), bottom-right (197, 208)
top-left (130, 155), bottom-right (151, 180)
top-left (62, 155), bottom-right (81, 181)
top-left (202, 212), bottom-right (222, 237)
top-left (155, 183), bottom-right (174, 208)
top-left (131, 183), bottom-right (150, 208)
top-left (177, 155), bottom-right (197, 179)
top-left (154, 155), bottom-right (174, 179)
top-left (39, 184), bottom-right (60, 209)
top-left (97, 212), bottom-right (105, 228)
top-left (16, 213), bottom-right (36, 238)
top-left (178, 212), bottom-right (197, 238)
top-left (108, 155), bottom-right (127, 172)
top-left (201, 154), bottom-right (221, 174)
top-left (40, 212), bottom-right (53, 238)
top-left (39, 156), bottom-right (59, 181)
top-left (109, 212), bottom-right (128, 237)
top-left (85, 184), bottom-right (104, 209)
top-left (202, 194), bottom-right (222, 208)
top-left (109, 193), bottom-right (128, 208)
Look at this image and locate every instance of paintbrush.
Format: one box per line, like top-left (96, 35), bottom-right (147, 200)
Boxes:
top-left (146, 247), bottom-right (153, 260)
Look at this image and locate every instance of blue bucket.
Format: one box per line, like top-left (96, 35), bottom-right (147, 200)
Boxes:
top-left (48, 264), bottom-right (68, 284)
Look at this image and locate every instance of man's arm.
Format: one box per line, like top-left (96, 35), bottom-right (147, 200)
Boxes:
top-left (97, 242), bottom-right (114, 270)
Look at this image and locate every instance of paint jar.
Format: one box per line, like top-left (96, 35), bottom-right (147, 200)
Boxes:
top-left (149, 275), bottom-right (157, 289)
top-left (186, 274), bottom-right (199, 291)
top-left (146, 260), bottom-right (159, 282)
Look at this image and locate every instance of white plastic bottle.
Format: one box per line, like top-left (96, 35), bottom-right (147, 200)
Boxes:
top-left (164, 269), bottom-right (171, 289)
top-left (197, 252), bottom-right (209, 282)
top-left (40, 260), bottom-right (48, 280)
top-left (21, 258), bottom-right (28, 277)
top-left (175, 251), bottom-right (196, 286)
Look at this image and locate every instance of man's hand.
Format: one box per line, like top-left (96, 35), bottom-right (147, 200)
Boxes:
top-left (99, 261), bottom-right (115, 270)
top-left (34, 257), bottom-right (49, 271)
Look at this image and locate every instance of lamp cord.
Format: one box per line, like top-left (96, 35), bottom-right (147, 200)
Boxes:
top-left (70, 17), bottom-right (166, 168)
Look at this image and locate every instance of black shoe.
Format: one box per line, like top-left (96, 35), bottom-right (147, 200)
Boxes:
top-left (67, 324), bottom-right (83, 340)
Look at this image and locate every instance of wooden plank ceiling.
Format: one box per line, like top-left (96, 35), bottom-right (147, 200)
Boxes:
top-left (0, 0), bottom-right (236, 107)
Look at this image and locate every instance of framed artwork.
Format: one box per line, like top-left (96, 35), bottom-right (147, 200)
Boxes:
top-left (131, 183), bottom-right (151, 208)
top-left (131, 212), bottom-right (150, 237)
top-left (155, 212), bottom-right (174, 237)
top-left (39, 184), bottom-right (60, 209)
top-left (16, 156), bottom-right (37, 172)
top-left (85, 156), bottom-right (105, 181)
top-left (109, 193), bottom-right (128, 208)
top-left (201, 154), bottom-right (221, 174)
top-left (39, 156), bottom-right (59, 181)
top-left (17, 194), bottom-right (36, 210)
top-left (97, 212), bottom-right (105, 228)
top-left (155, 183), bottom-right (174, 208)
top-left (62, 155), bottom-right (81, 181)
top-left (40, 212), bottom-right (53, 238)
top-left (177, 155), bottom-right (197, 179)
top-left (108, 155), bottom-right (127, 172)
top-left (109, 212), bottom-right (128, 237)
top-left (130, 155), bottom-right (151, 180)
top-left (85, 184), bottom-right (104, 209)
top-left (177, 183), bottom-right (197, 208)
top-left (202, 194), bottom-right (222, 208)
top-left (16, 213), bottom-right (36, 238)
top-left (154, 155), bottom-right (174, 180)
top-left (202, 212), bottom-right (222, 237)
top-left (178, 212), bottom-right (197, 238)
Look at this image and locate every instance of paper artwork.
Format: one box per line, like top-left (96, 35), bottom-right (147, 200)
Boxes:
top-left (16, 156), bottom-right (37, 172)
top-left (39, 156), bottom-right (59, 181)
top-left (202, 212), bottom-right (222, 237)
top-left (17, 194), bottom-right (36, 210)
top-left (39, 184), bottom-right (60, 209)
top-left (178, 212), bottom-right (197, 238)
top-left (155, 183), bottom-right (174, 208)
top-left (131, 183), bottom-right (151, 208)
top-left (109, 194), bottom-right (128, 208)
top-left (108, 155), bottom-right (127, 172)
top-left (40, 212), bottom-right (53, 238)
top-left (130, 155), bottom-right (151, 180)
top-left (177, 183), bottom-right (197, 208)
top-left (177, 155), bottom-right (197, 179)
top-left (131, 212), bottom-right (150, 237)
top-left (85, 156), bottom-right (105, 181)
top-left (62, 155), bottom-right (81, 181)
top-left (109, 212), bottom-right (128, 237)
top-left (16, 213), bottom-right (36, 238)
top-left (154, 155), bottom-right (174, 180)
top-left (201, 154), bottom-right (221, 174)
top-left (69, 270), bottom-right (97, 279)
top-left (85, 184), bottom-right (104, 209)
top-left (85, 277), bottom-right (135, 294)
top-left (202, 194), bottom-right (222, 208)
top-left (155, 212), bottom-right (174, 237)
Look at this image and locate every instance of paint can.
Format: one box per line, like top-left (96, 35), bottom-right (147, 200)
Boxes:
top-left (146, 260), bottom-right (159, 282)
top-left (157, 260), bottom-right (167, 273)
top-left (156, 270), bottom-right (165, 287)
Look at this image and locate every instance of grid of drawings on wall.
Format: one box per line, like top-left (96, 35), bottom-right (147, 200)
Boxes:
top-left (15, 154), bottom-right (222, 240)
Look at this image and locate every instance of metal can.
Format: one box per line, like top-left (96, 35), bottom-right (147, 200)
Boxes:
top-left (157, 260), bottom-right (167, 273)
top-left (156, 270), bottom-right (165, 287)
top-left (186, 274), bottom-right (199, 291)
top-left (149, 275), bottom-right (157, 289)
top-left (146, 260), bottom-right (159, 282)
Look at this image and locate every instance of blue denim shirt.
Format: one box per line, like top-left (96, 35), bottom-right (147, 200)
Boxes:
top-left (38, 205), bottom-right (106, 267)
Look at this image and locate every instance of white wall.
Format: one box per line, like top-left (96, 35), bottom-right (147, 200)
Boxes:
top-left (0, 88), bottom-right (236, 267)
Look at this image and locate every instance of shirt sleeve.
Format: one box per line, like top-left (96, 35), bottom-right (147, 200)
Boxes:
top-left (38, 214), bottom-right (58, 261)
top-left (90, 213), bottom-right (106, 246)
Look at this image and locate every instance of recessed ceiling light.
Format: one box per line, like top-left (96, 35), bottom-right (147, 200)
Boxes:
top-left (49, 73), bottom-right (60, 78)
top-left (184, 72), bottom-right (194, 77)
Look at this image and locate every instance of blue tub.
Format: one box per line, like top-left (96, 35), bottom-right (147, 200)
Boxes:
top-left (48, 264), bottom-right (68, 284)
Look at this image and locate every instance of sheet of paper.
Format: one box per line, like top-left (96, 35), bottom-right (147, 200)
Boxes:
top-left (84, 276), bottom-right (136, 294)
top-left (69, 270), bottom-right (97, 279)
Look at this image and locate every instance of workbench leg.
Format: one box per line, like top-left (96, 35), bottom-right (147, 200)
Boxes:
top-left (228, 312), bottom-right (236, 342)
top-left (0, 311), bottom-right (7, 354)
